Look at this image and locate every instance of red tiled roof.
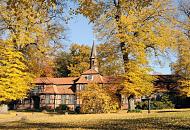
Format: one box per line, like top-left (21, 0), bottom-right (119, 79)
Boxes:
top-left (75, 76), bottom-right (87, 83)
top-left (33, 77), bottom-right (78, 85)
top-left (82, 69), bottom-right (99, 75)
top-left (76, 74), bottom-right (104, 84)
top-left (42, 86), bottom-right (54, 94)
top-left (56, 86), bottom-right (74, 94)
top-left (41, 85), bottom-right (74, 94)
top-left (103, 76), bottom-right (123, 84)
top-left (51, 77), bottom-right (78, 84)
top-left (32, 77), bottom-right (53, 84)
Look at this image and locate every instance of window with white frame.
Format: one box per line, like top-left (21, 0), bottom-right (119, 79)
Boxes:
top-left (61, 95), bottom-right (75, 104)
top-left (86, 75), bottom-right (93, 80)
top-left (80, 84), bottom-right (85, 91)
top-left (45, 95), bottom-right (50, 104)
top-left (61, 95), bottom-right (66, 104)
top-left (69, 95), bottom-right (75, 104)
top-left (77, 84), bottom-right (85, 91)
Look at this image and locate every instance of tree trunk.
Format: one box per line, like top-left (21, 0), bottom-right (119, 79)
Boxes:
top-left (114, 0), bottom-right (130, 70)
top-left (114, 0), bottom-right (135, 112)
top-left (128, 95), bottom-right (135, 111)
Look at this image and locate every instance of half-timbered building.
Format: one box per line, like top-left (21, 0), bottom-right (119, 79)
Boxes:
top-left (11, 42), bottom-right (190, 111)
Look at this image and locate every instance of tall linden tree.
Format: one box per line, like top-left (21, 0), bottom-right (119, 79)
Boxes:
top-left (0, 0), bottom-right (67, 102)
top-left (172, 0), bottom-right (190, 96)
top-left (77, 0), bottom-right (180, 110)
top-left (67, 44), bottom-right (91, 77)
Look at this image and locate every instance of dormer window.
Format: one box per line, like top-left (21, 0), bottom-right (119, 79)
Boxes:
top-left (86, 75), bottom-right (93, 80)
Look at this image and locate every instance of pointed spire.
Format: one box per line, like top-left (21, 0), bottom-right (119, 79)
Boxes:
top-left (90, 41), bottom-right (98, 72)
top-left (90, 40), bottom-right (97, 59)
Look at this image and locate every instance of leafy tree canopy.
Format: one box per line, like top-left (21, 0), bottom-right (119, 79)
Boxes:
top-left (0, 41), bottom-right (32, 102)
top-left (0, 0), bottom-right (67, 101)
top-left (77, 0), bottom-right (182, 110)
top-left (172, 0), bottom-right (190, 97)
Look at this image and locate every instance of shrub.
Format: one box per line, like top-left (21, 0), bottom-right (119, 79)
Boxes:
top-left (136, 94), bottom-right (174, 110)
top-left (136, 101), bottom-right (148, 110)
top-left (75, 106), bottom-right (80, 114)
top-left (61, 104), bottom-right (68, 111)
top-left (79, 83), bottom-right (119, 114)
top-left (151, 101), bottom-right (165, 109)
top-left (160, 94), bottom-right (174, 108)
top-left (56, 104), bottom-right (68, 113)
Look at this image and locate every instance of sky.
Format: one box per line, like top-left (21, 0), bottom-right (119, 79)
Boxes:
top-left (67, 2), bottom-right (179, 75)
top-left (67, 14), bottom-right (94, 46)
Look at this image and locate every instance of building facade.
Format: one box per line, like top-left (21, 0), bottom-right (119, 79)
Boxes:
top-left (11, 42), bottom-right (190, 111)
top-left (13, 42), bottom-right (126, 110)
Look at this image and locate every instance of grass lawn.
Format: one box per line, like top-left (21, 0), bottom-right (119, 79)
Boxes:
top-left (0, 109), bottom-right (190, 129)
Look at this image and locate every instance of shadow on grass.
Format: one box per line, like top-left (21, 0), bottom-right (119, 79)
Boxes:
top-left (0, 117), bottom-right (190, 130)
top-left (157, 110), bottom-right (190, 113)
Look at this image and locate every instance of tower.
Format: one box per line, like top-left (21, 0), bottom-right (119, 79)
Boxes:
top-left (90, 41), bottom-right (98, 72)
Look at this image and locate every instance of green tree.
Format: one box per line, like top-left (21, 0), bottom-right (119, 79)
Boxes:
top-left (79, 83), bottom-right (119, 113)
top-left (67, 44), bottom-right (91, 77)
top-left (55, 51), bottom-right (72, 77)
top-left (97, 43), bottom-right (124, 76)
top-left (55, 43), bottom-right (124, 77)
top-left (54, 44), bottom-right (91, 77)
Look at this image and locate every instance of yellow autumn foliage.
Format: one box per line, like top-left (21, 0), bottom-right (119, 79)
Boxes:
top-left (171, 0), bottom-right (190, 96)
top-left (79, 83), bottom-right (119, 113)
top-left (121, 61), bottom-right (154, 97)
top-left (77, 0), bottom-right (179, 100)
top-left (0, 41), bottom-right (33, 101)
top-left (179, 80), bottom-right (190, 97)
top-left (68, 44), bottom-right (91, 77)
top-left (0, 0), bottom-right (65, 101)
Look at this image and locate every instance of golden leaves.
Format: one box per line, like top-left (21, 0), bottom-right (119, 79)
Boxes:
top-left (179, 80), bottom-right (190, 97)
top-left (77, 0), bottom-right (178, 98)
top-left (67, 44), bottom-right (91, 77)
top-left (79, 83), bottom-right (119, 113)
top-left (77, 0), bottom-right (103, 22)
top-left (0, 0), bottom-right (63, 101)
top-left (121, 61), bottom-right (154, 97)
top-left (0, 41), bottom-right (33, 101)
